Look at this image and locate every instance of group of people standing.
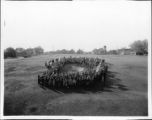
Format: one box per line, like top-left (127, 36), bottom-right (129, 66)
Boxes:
top-left (38, 56), bottom-right (108, 89)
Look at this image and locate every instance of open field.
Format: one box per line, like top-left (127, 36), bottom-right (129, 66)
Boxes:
top-left (4, 54), bottom-right (148, 116)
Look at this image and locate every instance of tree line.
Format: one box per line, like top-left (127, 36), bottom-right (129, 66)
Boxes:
top-left (49, 39), bottom-right (148, 55)
top-left (4, 39), bottom-right (148, 59)
top-left (4, 46), bottom-right (44, 59)
top-left (107, 39), bottom-right (148, 55)
top-left (49, 49), bottom-right (85, 54)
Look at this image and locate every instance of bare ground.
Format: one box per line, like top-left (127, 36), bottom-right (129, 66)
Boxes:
top-left (4, 54), bottom-right (148, 116)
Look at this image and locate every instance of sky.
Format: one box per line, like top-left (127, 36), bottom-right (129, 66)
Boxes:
top-left (1, 1), bottom-right (151, 52)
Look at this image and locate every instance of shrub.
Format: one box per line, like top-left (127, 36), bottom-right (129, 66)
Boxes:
top-left (4, 47), bottom-right (17, 59)
top-left (34, 46), bottom-right (44, 55)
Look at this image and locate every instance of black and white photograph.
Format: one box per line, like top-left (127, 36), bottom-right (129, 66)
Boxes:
top-left (0, 0), bottom-right (151, 119)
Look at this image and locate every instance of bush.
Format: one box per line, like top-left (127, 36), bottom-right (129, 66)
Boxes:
top-left (77, 49), bottom-right (84, 54)
top-left (23, 48), bottom-right (34, 58)
top-left (34, 46), bottom-right (44, 55)
top-left (4, 47), bottom-right (17, 59)
top-left (15, 48), bottom-right (25, 57)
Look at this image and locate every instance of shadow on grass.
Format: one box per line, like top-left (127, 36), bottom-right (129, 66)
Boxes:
top-left (40, 70), bottom-right (129, 94)
top-left (105, 71), bottom-right (129, 91)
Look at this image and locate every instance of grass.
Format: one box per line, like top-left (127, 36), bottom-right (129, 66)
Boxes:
top-left (4, 54), bottom-right (148, 116)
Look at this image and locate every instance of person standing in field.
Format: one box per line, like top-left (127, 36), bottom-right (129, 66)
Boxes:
top-left (101, 59), bottom-right (108, 86)
top-left (96, 59), bottom-right (108, 86)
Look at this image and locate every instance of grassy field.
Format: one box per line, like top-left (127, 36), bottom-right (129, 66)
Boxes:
top-left (4, 54), bottom-right (148, 116)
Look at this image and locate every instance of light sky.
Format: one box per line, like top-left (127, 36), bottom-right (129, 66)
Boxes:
top-left (1, 1), bottom-right (151, 52)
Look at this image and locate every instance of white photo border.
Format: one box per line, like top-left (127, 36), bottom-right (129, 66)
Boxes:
top-left (1, 1), bottom-right (151, 120)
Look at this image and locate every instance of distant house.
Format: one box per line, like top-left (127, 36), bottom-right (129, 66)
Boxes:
top-left (117, 48), bottom-right (136, 55)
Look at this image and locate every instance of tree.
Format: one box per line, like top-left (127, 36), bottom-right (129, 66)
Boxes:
top-left (24, 48), bottom-right (34, 57)
top-left (77, 49), bottom-right (84, 54)
top-left (142, 39), bottom-right (148, 52)
top-left (92, 48), bottom-right (105, 55)
top-left (4, 47), bottom-right (17, 59)
top-left (60, 49), bottom-right (68, 54)
top-left (108, 50), bottom-right (118, 55)
top-left (16, 47), bottom-right (25, 57)
top-left (69, 49), bottom-right (75, 54)
top-left (34, 46), bottom-right (44, 55)
top-left (130, 39), bottom-right (148, 55)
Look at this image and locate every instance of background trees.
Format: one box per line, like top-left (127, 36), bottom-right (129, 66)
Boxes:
top-left (34, 46), bottom-right (44, 55)
top-left (4, 47), bottom-right (17, 59)
top-left (4, 39), bottom-right (148, 59)
top-left (69, 49), bottom-right (75, 54)
top-left (77, 49), bottom-right (84, 54)
top-left (24, 48), bottom-right (35, 57)
top-left (130, 39), bottom-right (148, 55)
top-left (92, 48), bottom-right (105, 55)
top-left (16, 48), bottom-right (25, 57)
top-left (4, 46), bottom-right (44, 59)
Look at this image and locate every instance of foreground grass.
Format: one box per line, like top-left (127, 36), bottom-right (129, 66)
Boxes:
top-left (4, 54), bottom-right (148, 115)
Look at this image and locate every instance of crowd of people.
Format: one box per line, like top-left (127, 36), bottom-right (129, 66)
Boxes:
top-left (38, 57), bottom-right (108, 88)
top-left (44, 57), bottom-right (101, 71)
